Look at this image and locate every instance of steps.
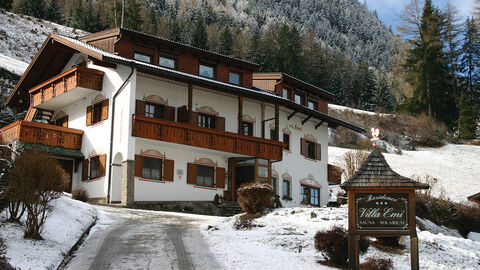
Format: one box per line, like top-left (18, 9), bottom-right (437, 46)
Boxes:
top-left (219, 201), bottom-right (244, 216)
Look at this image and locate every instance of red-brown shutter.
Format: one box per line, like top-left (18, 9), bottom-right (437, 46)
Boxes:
top-left (187, 163), bottom-right (197, 185)
top-left (316, 143), bottom-right (322, 160)
top-left (98, 154), bottom-right (107, 177)
top-left (189, 111), bottom-right (199, 126)
top-left (134, 155), bottom-right (142, 177)
top-left (101, 99), bottom-right (109, 121)
top-left (165, 106), bottom-right (175, 121)
top-left (216, 167), bottom-right (225, 188)
top-left (300, 138), bottom-right (306, 156)
top-left (136, 100), bottom-right (145, 116)
top-left (164, 159), bottom-right (174, 181)
top-left (215, 116), bottom-right (225, 131)
top-left (177, 106), bottom-right (188, 123)
top-left (82, 159), bottom-right (89, 181)
top-left (86, 106), bottom-right (92, 126)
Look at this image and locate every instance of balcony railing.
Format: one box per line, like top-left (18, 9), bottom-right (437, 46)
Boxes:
top-left (132, 115), bottom-right (285, 161)
top-left (29, 66), bottom-right (104, 110)
top-left (1, 121), bottom-right (83, 150)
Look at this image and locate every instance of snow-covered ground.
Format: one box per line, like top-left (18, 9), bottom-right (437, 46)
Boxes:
top-left (329, 144), bottom-right (480, 203)
top-left (0, 194), bottom-right (97, 270)
top-left (0, 53), bottom-right (28, 75)
top-left (204, 207), bottom-right (480, 270)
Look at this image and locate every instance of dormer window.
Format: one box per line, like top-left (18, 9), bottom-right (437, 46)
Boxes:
top-left (308, 100), bottom-right (317, 110)
top-left (229, 71), bottom-right (241, 85)
top-left (199, 64), bottom-right (215, 79)
top-left (134, 51), bottom-right (152, 63)
top-left (159, 55), bottom-right (176, 69)
top-left (282, 88), bottom-right (291, 99)
top-left (294, 93), bottom-right (304, 105)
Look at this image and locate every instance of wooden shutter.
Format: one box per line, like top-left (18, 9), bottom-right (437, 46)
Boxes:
top-left (215, 116), bottom-right (225, 131)
top-left (316, 143), bottom-right (322, 160)
top-left (86, 105), bottom-right (92, 126)
top-left (165, 106), bottom-right (175, 121)
top-left (216, 167), bottom-right (225, 188)
top-left (187, 163), bottom-right (197, 185)
top-left (189, 111), bottom-right (199, 126)
top-left (99, 154), bottom-right (107, 177)
top-left (164, 159), bottom-right (174, 181)
top-left (177, 106), bottom-right (188, 123)
top-left (134, 155), bottom-right (142, 177)
top-left (136, 100), bottom-right (145, 116)
top-left (82, 159), bottom-right (89, 181)
top-left (300, 138), bottom-right (306, 156)
top-left (101, 99), bottom-right (109, 121)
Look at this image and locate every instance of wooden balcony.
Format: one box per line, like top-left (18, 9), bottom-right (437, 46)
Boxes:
top-left (1, 121), bottom-right (83, 150)
top-left (132, 115), bottom-right (285, 161)
top-left (29, 66), bottom-right (104, 110)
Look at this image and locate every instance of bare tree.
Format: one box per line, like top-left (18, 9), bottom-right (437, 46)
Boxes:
top-left (340, 150), bottom-right (369, 181)
top-left (397, 0), bottom-right (424, 40)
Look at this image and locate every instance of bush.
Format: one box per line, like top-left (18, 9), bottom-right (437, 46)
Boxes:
top-left (376, 236), bottom-right (401, 248)
top-left (237, 183), bottom-right (273, 214)
top-left (455, 204), bottom-right (480, 238)
top-left (8, 150), bottom-right (68, 239)
top-left (406, 114), bottom-right (447, 148)
top-left (213, 194), bottom-right (220, 205)
top-left (72, 189), bottom-right (89, 202)
top-left (360, 257), bottom-right (393, 270)
top-left (314, 226), bottom-right (369, 266)
top-left (415, 196), bottom-right (430, 219)
top-left (0, 237), bottom-right (18, 270)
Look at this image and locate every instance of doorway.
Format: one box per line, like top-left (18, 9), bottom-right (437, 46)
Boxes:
top-left (230, 157), bottom-right (271, 201)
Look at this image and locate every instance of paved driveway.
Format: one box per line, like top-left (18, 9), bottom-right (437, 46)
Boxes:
top-left (63, 206), bottom-right (223, 270)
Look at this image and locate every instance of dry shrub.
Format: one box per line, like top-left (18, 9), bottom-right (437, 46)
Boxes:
top-left (375, 236), bottom-right (402, 248)
top-left (415, 196), bottom-right (430, 219)
top-left (237, 183), bottom-right (273, 214)
top-left (360, 257), bottom-right (393, 270)
top-left (8, 150), bottom-right (68, 239)
top-left (455, 204), bottom-right (480, 238)
top-left (412, 174), bottom-right (438, 197)
top-left (0, 237), bottom-right (18, 270)
top-left (72, 189), bottom-right (89, 202)
top-left (340, 150), bottom-right (369, 180)
top-left (314, 226), bottom-right (370, 266)
top-left (407, 114), bottom-right (447, 148)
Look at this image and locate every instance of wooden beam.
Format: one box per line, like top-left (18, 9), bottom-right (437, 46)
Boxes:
top-left (301, 116), bottom-right (311, 125)
top-left (287, 111), bottom-right (297, 120)
top-left (262, 117), bottom-right (275, 123)
top-left (274, 103), bottom-right (279, 141)
top-left (188, 83), bottom-right (193, 123)
top-left (315, 120), bottom-right (325, 129)
top-left (238, 96), bottom-right (243, 135)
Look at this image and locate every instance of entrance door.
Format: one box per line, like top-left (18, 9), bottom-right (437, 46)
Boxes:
top-left (230, 157), bottom-right (271, 201)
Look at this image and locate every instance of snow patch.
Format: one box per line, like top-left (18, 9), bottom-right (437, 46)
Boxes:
top-left (0, 53), bottom-right (28, 75)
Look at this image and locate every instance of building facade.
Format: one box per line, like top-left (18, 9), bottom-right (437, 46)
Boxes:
top-left (2, 28), bottom-right (362, 208)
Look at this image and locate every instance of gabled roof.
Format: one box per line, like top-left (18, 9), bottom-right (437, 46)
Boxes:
top-left (253, 72), bottom-right (335, 99)
top-left (78, 27), bottom-right (260, 70)
top-left (7, 34), bottom-right (365, 133)
top-left (341, 148), bottom-right (429, 190)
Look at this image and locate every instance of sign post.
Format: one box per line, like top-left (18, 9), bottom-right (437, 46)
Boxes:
top-left (341, 148), bottom-right (429, 270)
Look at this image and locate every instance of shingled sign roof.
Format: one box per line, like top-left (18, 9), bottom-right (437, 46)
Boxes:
top-left (340, 148), bottom-right (429, 190)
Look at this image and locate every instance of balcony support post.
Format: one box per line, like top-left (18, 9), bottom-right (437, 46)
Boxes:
top-left (238, 95), bottom-right (243, 135)
top-left (188, 83), bottom-right (193, 123)
top-left (274, 103), bottom-right (279, 141)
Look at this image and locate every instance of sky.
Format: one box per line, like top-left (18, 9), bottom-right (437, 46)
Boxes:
top-left (363, 0), bottom-right (476, 31)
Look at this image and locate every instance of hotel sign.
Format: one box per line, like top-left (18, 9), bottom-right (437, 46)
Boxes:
top-left (355, 193), bottom-right (409, 230)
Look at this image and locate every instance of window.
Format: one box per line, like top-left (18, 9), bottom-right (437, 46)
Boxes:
top-left (282, 88), bottom-right (290, 99)
top-left (159, 55), bottom-right (176, 69)
top-left (92, 102), bottom-right (103, 124)
top-left (90, 156), bottom-right (100, 179)
top-left (294, 93), bottom-right (303, 105)
top-left (283, 133), bottom-right (290, 151)
top-left (242, 121), bottom-right (253, 136)
top-left (270, 129), bottom-right (277, 140)
top-left (142, 157), bottom-right (162, 180)
top-left (308, 100), bottom-right (317, 110)
top-left (134, 52), bottom-right (152, 63)
top-left (198, 113), bottom-right (216, 129)
top-left (197, 165), bottom-right (214, 187)
top-left (306, 140), bottom-right (316, 159)
top-left (199, 64), bottom-right (215, 79)
top-left (229, 72), bottom-right (241, 85)
top-left (301, 185), bottom-right (320, 206)
top-left (145, 103), bottom-right (165, 119)
top-left (282, 179), bottom-right (291, 199)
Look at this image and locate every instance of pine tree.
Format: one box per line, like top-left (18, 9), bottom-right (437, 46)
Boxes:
top-left (356, 61), bottom-right (376, 111)
top-left (460, 17), bottom-right (480, 94)
top-left (125, 0), bottom-right (143, 31)
top-left (276, 24), bottom-right (304, 78)
top-left (144, 8), bottom-right (158, 34)
top-left (14, 0), bottom-right (46, 19)
top-left (374, 73), bottom-right (394, 112)
top-left (457, 91), bottom-right (477, 139)
top-left (219, 26), bottom-right (233, 55)
top-left (0, 0), bottom-right (13, 10)
top-left (191, 15), bottom-right (208, 49)
top-left (443, 2), bottom-right (462, 100)
top-left (45, 0), bottom-right (63, 24)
